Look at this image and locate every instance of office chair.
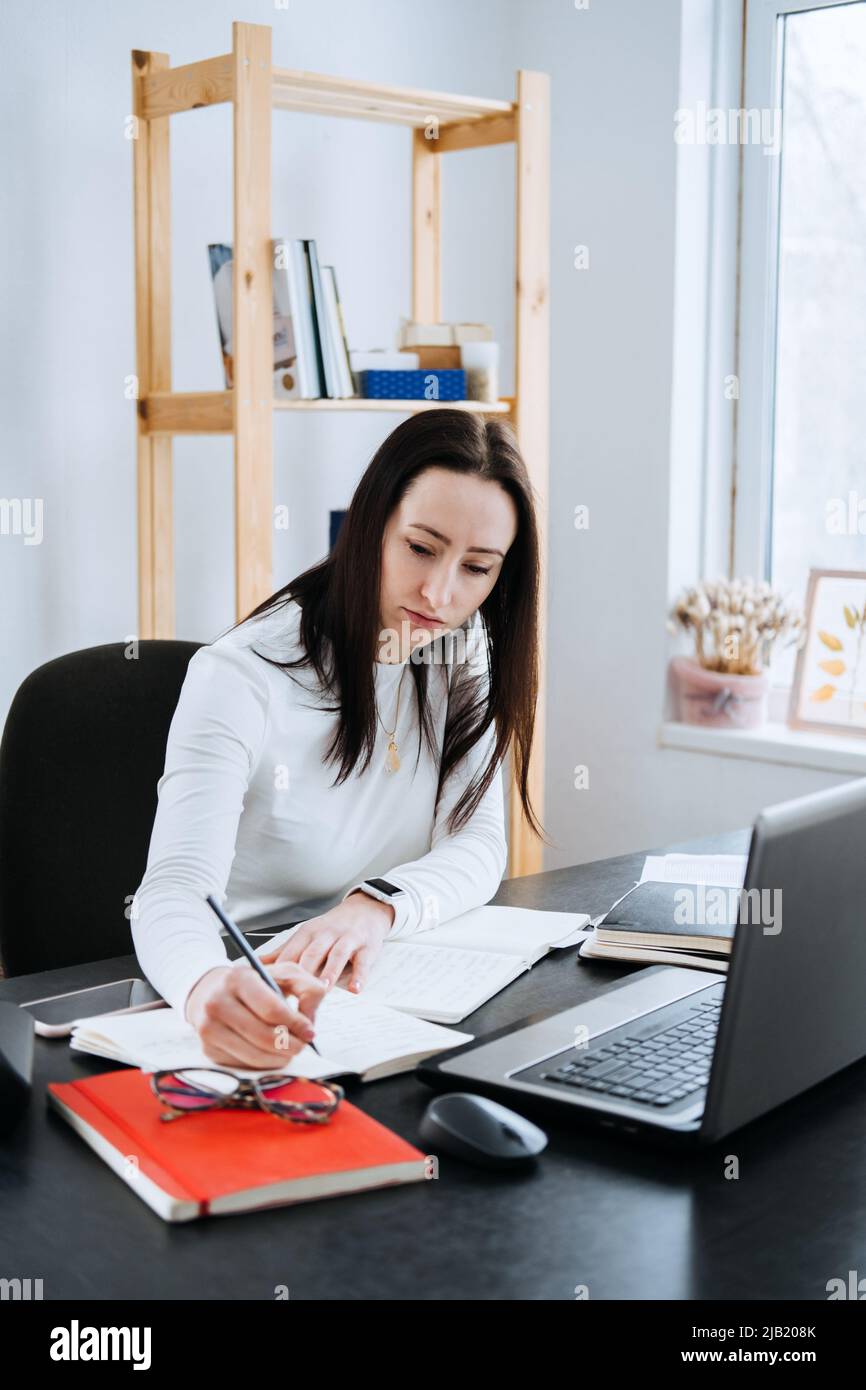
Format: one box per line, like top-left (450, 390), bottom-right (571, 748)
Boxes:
top-left (0, 640), bottom-right (202, 978)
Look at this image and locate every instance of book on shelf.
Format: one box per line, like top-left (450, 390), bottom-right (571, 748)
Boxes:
top-left (207, 238), bottom-right (355, 401)
top-left (320, 264), bottom-right (355, 397)
top-left (302, 238), bottom-right (329, 396)
top-left (273, 238), bottom-right (317, 398)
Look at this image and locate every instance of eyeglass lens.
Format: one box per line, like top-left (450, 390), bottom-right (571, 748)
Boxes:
top-left (155, 1070), bottom-right (335, 1113)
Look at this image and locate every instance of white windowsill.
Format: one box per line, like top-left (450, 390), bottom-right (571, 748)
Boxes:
top-left (659, 720), bottom-right (866, 777)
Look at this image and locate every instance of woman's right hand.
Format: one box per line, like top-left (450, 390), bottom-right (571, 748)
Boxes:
top-left (184, 961), bottom-right (327, 1069)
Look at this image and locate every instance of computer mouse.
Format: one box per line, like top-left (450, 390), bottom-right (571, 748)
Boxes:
top-left (418, 1092), bottom-right (548, 1169)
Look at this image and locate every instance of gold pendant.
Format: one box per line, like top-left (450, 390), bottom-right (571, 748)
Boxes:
top-left (385, 739), bottom-right (401, 773)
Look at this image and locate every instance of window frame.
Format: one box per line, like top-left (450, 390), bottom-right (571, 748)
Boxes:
top-left (666, 0), bottom-right (866, 753)
top-left (734, 0), bottom-right (864, 593)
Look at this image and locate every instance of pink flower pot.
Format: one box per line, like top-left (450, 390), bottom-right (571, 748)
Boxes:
top-left (670, 656), bottom-right (769, 730)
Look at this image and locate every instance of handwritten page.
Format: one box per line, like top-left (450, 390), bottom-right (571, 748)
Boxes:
top-left (305, 985), bottom-right (472, 1073)
top-left (362, 942), bottom-right (525, 1018)
top-left (69, 986), bottom-right (471, 1081)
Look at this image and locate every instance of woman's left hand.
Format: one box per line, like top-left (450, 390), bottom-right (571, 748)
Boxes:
top-left (256, 891), bottom-right (394, 993)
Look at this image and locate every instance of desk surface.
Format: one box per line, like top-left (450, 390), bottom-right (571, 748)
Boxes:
top-left (2, 828), bottom-right (865, 1301)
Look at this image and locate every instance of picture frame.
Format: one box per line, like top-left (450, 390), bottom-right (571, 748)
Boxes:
top-left (788, 568), bottom-right (866, 738)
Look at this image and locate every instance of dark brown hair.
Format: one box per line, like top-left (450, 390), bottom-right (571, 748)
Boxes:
top-left (226, 409), bottom-right (547, 843)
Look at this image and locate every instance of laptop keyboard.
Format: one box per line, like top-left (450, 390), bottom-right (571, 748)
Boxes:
top-left (540, 995), bottom-right (723, 1108)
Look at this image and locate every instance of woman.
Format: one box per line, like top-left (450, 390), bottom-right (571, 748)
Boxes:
top-left (132, 408), bottom-right (545, 1069)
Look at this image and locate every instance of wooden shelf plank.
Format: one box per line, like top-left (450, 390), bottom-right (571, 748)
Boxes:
top-left (273, 397), bottom-right (512, 414)
top-left (412, 126), bottom-right (441, 322)
top-left (143, 391), bottom-right (233, 434)
top-left (509, 69), bottom-right (551, 878)
top-left (132, 47), bottom-right (175, 640)
top-left (142, 392), bottom-right (512, 433)
top-left (140, 54), bottom-right (233, 118)
top-left (435, 112), bottom-right (516, 152)
top-left (233, 21), bottom-right (273, 622)
top-left (272, 66), bottom-right (512, 126)
top-left (137, 54), bottom-right (516, 137)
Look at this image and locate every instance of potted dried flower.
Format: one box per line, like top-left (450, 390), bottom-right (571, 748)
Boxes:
top-left (668, 577), bottom-right (804, 729)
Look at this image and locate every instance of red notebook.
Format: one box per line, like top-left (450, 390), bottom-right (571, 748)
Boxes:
top-left (47, 1070), bottom-right (428, 1222)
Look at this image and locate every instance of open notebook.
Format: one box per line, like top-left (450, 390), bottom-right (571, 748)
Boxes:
top-left (250, 904), bottom-right (592, 1024)
top-left (70, 905), bottom-right (590, 1077)
top-left (70, 985), bottom-right (473, 1083)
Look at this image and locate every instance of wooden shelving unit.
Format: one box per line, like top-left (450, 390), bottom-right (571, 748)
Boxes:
top-left (131, 21), bottom-right (549, 875)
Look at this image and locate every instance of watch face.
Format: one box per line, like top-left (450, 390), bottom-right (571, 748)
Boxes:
top-left (365, 878), bottom-right (401, 896)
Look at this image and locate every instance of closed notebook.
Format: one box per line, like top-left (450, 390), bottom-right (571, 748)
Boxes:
top-left (579, 880), bottom-right (736, 973)
top-left (47, 1069), bottom-right (428, 1223)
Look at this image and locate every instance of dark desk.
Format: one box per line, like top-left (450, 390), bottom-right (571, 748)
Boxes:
top-left (2, 829), bottom-right (865, 1301)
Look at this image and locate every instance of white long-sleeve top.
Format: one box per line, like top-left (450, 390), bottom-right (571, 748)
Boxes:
top-left (131, 598), bottom-right (508, 1019)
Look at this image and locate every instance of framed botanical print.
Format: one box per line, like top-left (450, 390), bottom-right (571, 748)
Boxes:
top-left (788, 569), bottom-right (866, 737)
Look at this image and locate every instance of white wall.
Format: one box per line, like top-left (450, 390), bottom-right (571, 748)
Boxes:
top-left (1, 0), bottom-right (851, 873)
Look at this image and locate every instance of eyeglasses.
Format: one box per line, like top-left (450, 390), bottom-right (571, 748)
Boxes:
top-left (149, 1068), bottom-right (344, 1124)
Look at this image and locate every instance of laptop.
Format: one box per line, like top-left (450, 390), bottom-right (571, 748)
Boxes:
top-left (417, 778), bottom-right (866, 1146)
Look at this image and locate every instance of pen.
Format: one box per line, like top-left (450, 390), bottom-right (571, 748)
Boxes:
top-left (205, 894), bottom-right (321, 1057)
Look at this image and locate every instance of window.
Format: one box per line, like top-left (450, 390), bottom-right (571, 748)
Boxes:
top-left (737, 0), bottom-right (866, 689)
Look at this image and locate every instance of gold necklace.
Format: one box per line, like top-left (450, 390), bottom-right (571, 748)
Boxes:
top-left (376, 664), bottom-right (409, 773)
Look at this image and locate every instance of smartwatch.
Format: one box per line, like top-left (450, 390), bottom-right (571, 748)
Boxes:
top-left (359, 877), bottom-right (406, 908)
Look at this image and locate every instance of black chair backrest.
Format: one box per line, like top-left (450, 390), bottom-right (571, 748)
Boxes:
top-left (0, 640), bottom-right (202, 977)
